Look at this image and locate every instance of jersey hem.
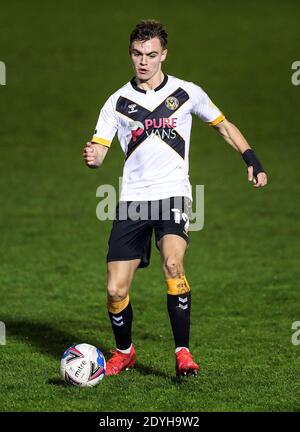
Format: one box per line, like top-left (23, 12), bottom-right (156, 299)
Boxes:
top-left (119, 192), bottom-right (193, 202)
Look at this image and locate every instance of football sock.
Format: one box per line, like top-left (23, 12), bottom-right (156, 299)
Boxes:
top-left (175, 347), bottom-right (190, 353)
top-left (107, 295), bottom-right (133, 351)
top-left (166, 276), bottom-right (191, 349)
top-left (117, 344), bottom-right (132, 354)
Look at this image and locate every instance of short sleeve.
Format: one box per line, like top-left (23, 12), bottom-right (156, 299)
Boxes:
top-left (190, 82), bottom-right (225, 126)
top-left (91, 95), bottom-right (118, 148)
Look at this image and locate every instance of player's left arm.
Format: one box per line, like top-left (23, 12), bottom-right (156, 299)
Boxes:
top-left (213, 118), bottom-right (268, 188)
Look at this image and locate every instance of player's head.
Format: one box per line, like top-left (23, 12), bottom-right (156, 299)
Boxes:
top-left (129, 20), bottom-right (168, 82)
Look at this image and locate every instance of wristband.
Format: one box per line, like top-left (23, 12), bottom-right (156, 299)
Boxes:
top-left (242, 149), bottom-right (265, 177)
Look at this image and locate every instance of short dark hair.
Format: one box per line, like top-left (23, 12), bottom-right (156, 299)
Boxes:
top-left (129, 20), bottom-right (168, 50)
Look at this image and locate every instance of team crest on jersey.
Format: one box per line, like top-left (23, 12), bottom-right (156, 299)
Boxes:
top-left (165, 96), bottom-right (179, 111)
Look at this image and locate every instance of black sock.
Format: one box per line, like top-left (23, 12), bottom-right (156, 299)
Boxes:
top-left (108, 301), bottom-right (133, 351)
top-left (167, 292), bottom-right (191, 349)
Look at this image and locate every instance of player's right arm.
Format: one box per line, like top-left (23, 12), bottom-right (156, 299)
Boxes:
top-left (83, 141), bottom-right (108, 168)
top-left (84, 94), bottom-right (118, 169)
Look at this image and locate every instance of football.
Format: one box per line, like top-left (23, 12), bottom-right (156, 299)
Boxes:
top-left (60, 343), bottom-right (106, 387)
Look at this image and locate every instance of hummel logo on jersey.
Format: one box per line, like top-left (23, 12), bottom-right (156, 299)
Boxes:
top-left (128, 103), bottom-right (138, 114)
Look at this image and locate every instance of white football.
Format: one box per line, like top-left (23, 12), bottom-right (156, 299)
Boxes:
top-left (60, 343), bottom-right (106, 387)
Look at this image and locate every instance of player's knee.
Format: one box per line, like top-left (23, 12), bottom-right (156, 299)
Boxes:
top-left (106, 265), bottom-right (131, 301)
top-left (106, 281), bottom-right (129, 302)
top-left (163, 256), bottom-right (183, 279)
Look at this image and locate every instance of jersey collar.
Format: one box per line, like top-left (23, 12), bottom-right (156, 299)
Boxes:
top-left (130, 74), bottom-right (168, 94)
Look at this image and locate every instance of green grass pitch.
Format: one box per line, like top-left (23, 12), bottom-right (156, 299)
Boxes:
top-left (0, 0), bottom-right (299, 412)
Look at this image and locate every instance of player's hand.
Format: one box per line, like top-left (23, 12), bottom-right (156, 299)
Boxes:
top-left (83, 142), bottom-right (99, 168)
top-left (247, 166), bottom-right (268, 188)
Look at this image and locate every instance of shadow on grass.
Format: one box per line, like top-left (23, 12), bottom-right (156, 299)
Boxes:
top-left (3, 317), bottom-right (107, 358)
top-left (48, 378), bottom-right (67, 387)
top-left (128, 361), bottom-right (170, 380)
top-left (2, 317), bottom-right (175, 381)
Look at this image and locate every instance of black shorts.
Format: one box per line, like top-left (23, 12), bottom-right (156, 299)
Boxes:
top-left (107, 196), bottom-right (191, 268)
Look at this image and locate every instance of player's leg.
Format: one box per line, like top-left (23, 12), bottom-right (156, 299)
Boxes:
top-left (158, 234), bottom-right (192, 350)
top-left (106, 259), bottom-right (140, 375)
top-left (158, 227), bottom-right (199, 376)
top-left (107, 259), bottom-right (140, 352)
top-left (105, 200), bottom-right (153, 375)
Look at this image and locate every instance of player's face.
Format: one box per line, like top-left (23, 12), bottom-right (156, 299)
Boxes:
top-left (130, 38), bottom-right (167, 81)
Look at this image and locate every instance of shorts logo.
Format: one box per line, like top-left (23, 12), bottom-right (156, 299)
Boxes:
top-left (165, 96), bottom-right (179, 110)
top-left (182, 212), bottom-right (189, 233)
top-left (172, 209), bottom-right (189, 233)
top-left (171, 208), bottom-right (181, 224)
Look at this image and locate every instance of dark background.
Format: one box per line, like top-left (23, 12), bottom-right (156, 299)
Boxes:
top-left (0, 0), bottom-right (299, 411)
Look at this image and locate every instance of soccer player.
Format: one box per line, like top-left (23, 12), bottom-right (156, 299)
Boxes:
top-left (83, 20), bottom-right (267, 377)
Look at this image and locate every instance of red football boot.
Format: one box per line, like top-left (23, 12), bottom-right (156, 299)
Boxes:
top-left (106, 345), bottom-right (136, 376)
top-left (175, 348), bottom-right (199, 377)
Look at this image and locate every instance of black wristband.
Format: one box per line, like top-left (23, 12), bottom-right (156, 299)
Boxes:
top-left (242, 149), bottom-right (265, 177)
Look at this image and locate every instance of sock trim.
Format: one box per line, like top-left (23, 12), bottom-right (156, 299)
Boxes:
top-left (175, 347), bottom-right (190, 353)
top-left (116, 343), bottom-right (132, 354)
top-left (107, 295), bottom-right (129, 314)
top-left (166, 275), bottom-right (191, 295)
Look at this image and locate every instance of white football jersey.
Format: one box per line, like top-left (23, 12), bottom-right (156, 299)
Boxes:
top-left (91, 74), bottom-right (225, 201)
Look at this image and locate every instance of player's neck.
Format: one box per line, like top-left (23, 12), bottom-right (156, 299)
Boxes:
top-left (135, 71), bottom-right (165, 92)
